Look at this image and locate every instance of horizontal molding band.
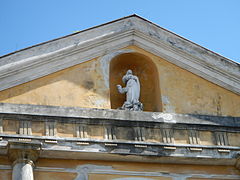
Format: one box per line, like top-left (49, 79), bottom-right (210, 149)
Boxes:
top-left (0, 103), bottom-right (239, 129)
top-left (1, 135), bottom-right (240, 150)
top-left (1, 138), bottom-right (239, 166)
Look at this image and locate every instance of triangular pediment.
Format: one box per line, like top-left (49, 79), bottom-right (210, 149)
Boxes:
top-left (0, 15), bottom-right (240, 173)
top-left (0, 15), bottom-right (239, 94)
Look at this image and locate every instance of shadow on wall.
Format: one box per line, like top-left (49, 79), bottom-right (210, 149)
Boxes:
top-left (186, 113), bottom-right (240, 126)
top-left (110, 52), bottom-right (162, 112)
top-left (0, 61), bottom-right (109, 104)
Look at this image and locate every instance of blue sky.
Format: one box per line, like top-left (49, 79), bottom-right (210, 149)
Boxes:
top-left (1, 0), bottom-right (240, 63)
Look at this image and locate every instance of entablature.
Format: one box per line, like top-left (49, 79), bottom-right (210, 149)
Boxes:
top-left (0, 103), bottom-right (239, 167)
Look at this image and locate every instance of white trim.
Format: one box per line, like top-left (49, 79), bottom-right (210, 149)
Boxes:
top-left (33, 165), bottom-right (240, 180)
top-left (99, 49), bottom-right (135, 89)
top-left (0, 16), bottom-right (239, 94)
top-left (0, 31), bottom-right (134, 91)
top-left (133, 31), bottom-right (240, 94)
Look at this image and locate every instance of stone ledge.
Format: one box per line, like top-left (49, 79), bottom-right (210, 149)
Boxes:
top-left (0, 136), bottom-right (239, 166)
top-left (0, 103), bottom-right (239, 166)
top-left (0, 103), bottom-right (239, 128)
top-left (1, 134), bottom-right (240, 150)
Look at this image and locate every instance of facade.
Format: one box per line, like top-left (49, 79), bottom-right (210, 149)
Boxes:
top-left (0, 15), bottom-right (239, 180)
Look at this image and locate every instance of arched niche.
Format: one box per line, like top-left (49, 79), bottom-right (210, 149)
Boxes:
top-left (110, 52), bottom-right (162, 112)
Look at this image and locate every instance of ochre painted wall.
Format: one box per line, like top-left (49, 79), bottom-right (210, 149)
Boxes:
top-left (132, 45), bottom-right (240, 116)
top-left (0, 46), bottom-right (239, 116)
top-left (0, 158), bottom-right (239, 180)
top-left (0, 58), bottom-right (110, 109)
top-left (110, 52), bottom-right (162, 112)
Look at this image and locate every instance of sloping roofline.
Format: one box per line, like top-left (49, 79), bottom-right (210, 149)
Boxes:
top-left (0, 14), bottom-right (239, 95)
top-left (0, 15), bottom-right (136, 58)
top-left (1, 14), bottom-right (239, 65)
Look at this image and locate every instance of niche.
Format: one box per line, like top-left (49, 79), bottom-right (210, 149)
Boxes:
top-left (109, 52), bottom-right (162, 112)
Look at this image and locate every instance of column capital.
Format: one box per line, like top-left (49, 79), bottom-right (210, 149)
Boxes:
top-left (8, 141), bottom-right (42, 165)
top-left (13, 159), bottom-right (34, 167)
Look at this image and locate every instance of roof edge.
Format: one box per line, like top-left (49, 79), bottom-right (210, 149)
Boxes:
top-left (0, 15), bottom-right (239, 95)
top-left (1, 14), bottom-right (239, 66)
top-left (0, 14), bottom-right (137, 59)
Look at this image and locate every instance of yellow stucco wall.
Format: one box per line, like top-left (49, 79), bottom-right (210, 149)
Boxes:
top-left (0, 46), bottom-right (239, 116)
top-left (0, 58), bottom-right (110, 109)
top-left (0, 158), bottom-right (239, 180)
top-left (88, 174), bottom-right (172, 180)
top-left (135, 45), bottom-right (240, 116)
top-left (34, 159), bottom-right (240, 179)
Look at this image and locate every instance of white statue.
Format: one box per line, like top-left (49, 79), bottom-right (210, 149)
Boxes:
top-left (117, 70), bottom-right (143, 111)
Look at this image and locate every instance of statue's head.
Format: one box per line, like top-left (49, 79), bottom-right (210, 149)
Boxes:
top-left (127, 69), bottom-right (132, 75)
top-left (122, 69), bottom-right (133, 84)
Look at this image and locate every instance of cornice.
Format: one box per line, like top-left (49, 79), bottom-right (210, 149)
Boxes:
top-left (0, 16), bottom-right (239, 94)
top-left (133, 30), bottom-right (240, 94)
top-left (0, 30), bottom-right (134, 91)
top-left (0, 103), bottom-right (240, 167)
top-left (0, 103), bottom-right (239, 128)
top-left (0, 135), bottom-right (240, 166)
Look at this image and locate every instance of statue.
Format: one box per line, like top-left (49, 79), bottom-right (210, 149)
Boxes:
top-left (117, 70), bottom-right (143, 111)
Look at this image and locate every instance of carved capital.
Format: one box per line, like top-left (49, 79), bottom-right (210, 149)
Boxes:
top-left (8, 141), bottom-right (41, 166)
top-left (12, 159), bottom-right (34, 167)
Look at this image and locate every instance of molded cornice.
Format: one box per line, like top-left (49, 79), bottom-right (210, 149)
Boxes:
top-left (0, 103), bottom-right (240, 167)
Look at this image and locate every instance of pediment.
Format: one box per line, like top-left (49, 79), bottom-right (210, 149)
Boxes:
top-left (0, 15), bottom-right (239, 94)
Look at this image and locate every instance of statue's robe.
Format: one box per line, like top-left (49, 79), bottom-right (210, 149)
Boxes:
top-left (125, 75), bottom-right (140, 104)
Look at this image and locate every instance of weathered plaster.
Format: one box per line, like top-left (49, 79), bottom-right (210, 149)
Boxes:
top-left (1, 157), bottom-right (239, 180)
top-left (126, 46), bottom-right (240, 116)
top-left (19, 162), bottom-right (240, 180)
top-left (0, 103), bottom-right (239, 168)
top-left (99, 49), bottom-right (135, 89)
top-left (161, 96), bottom-right (175, 113)
top-left (0, 45), bottom-right (239, 115)
top-left (74, 164), bottom-right (113, 180)
top-left (0, 59), bottom-right (111, 109)
top-left (0, 13), bottom-right (239, 178)
top-left (0, 15), bottom-right (239, 96)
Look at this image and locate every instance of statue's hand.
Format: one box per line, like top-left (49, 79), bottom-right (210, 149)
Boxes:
top-left (117, 84), bottom-right (121, 89)
top-left (117, 84), bottom-right (127, 94)
top-left (117, 85), bottom-right (122, 92)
